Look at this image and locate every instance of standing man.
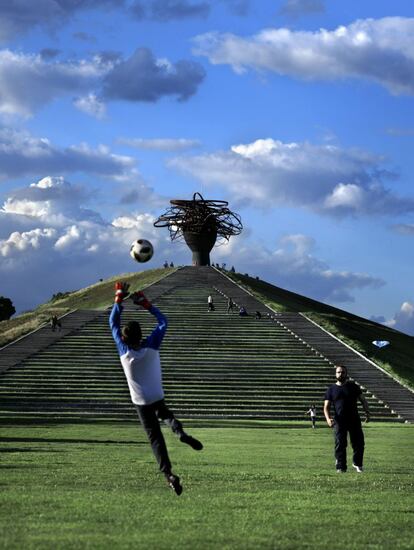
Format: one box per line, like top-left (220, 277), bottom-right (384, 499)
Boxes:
top-left (324, 365), bottom-right (370, 473)
top-left (109, 282), bottom-right (203, 495)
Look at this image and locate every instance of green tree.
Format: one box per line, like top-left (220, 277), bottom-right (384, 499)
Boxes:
top-left (0, 296), bottom-right (16, 321)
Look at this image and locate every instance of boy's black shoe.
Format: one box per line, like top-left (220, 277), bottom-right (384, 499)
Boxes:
top-left (167, 474), bottom-right (183, 496)
top-left (180, 433), bottom-right (203, 451)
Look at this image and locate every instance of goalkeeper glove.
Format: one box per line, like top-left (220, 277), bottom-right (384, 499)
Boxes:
top-left (114, 282), bottom-right (130, 304)
top-left (131, 291), bottom-right (152, 310)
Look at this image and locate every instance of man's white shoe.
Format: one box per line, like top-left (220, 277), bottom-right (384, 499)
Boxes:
top-left (352, 464), bottom-right (363, 473)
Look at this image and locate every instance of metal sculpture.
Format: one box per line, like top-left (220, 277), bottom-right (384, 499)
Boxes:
top-left (154, 192), bottom-right (242, 266)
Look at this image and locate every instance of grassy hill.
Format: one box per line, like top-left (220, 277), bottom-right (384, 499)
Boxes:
top-left (0, 267), bottom-right (176, 348)
top-left (2, 265), bottom-right (413, 390)
top-left (228, 271), bottom-right (414, 389)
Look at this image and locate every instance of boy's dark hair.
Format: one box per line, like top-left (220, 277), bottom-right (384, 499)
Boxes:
top-left (122, 321), bottom-right (142, 346)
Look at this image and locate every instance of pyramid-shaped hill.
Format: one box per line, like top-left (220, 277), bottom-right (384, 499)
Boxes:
top-left (0, 266), bottom-right (413, 423)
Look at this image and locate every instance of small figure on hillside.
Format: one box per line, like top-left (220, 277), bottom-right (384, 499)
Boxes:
top-left (324, 365), bottom-right (370, 473)
top-left (227, 297), bottom-right (235, 314)
top-left (255, 311), bottom-right (262, 320)
top-left (109, 282), bottom-right (203, 496)
top-left (170, 261), bottom-right (174, 268)
top-left (208, 295), bottom-right (215, 311)
top-left (305, 404), bottom-right (317, 429)
top-left (50, 315), bottom-right (61, 332)
top-left (230, 266), bottom-right (235, 273)
top-left (163, 261), bottom-right (169, 269)
top-left (239, 306), bottom-right (248, 317)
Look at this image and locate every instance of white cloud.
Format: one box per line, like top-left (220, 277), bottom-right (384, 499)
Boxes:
top-left (0, 176), bottom-right (183, 312)
top-left (194, 17), bottom-right (414, 95)
top-left (118, 137), bottom-right (201, 151)
top-left (102, 47), bottom-right (205, 103)
top-left (0, 49), bottom-right (107, 117)
top-left (384, 302), bottom-right (414, 336)
top-left (0, 176), bottom-right (388, 317)
top-left (74, 94), bottom-right (106, 119)
top-left (0, 47), bottom-right (204, 118)
top-left (169, 138), bottom-right (413, 217)
top-left (0, 227), bottom-right (56, 257)
top-left (324, 183), bottom-right (365, 209)
top-left (210, 232), bottom-right (384, 304)
top-left (0, 128), bottom-right (136, 182)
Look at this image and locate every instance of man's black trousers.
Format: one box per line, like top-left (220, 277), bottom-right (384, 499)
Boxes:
top-left (135, 399), bottom-right (185, 476)
top-left (334, 419), bottom-right (364, 471)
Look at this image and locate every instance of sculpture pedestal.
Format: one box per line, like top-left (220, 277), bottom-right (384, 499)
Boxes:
top-left (183, 229), bottom-right (217, 266)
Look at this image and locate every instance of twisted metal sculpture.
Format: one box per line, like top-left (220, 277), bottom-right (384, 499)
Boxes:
top-left (154, 192), bottom-right (242, 266)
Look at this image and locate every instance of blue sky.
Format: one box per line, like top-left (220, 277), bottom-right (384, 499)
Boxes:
top-left (1, 0), bottom-right (414, 335)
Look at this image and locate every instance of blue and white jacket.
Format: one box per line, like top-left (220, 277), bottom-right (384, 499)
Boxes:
top-left (109, 303), bottom-right (168, 406)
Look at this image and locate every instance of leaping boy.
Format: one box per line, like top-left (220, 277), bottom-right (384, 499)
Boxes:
top-left (109, 282), bottom-right (203, 495)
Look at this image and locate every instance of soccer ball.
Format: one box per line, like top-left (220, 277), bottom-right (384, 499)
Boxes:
top-left (130, 239), bottom-right (154, 263)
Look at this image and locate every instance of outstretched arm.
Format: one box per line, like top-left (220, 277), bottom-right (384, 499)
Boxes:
top-left (109, 282), bottom-right (129, 356)
top-left (131, 291), bottom-right (168, 350)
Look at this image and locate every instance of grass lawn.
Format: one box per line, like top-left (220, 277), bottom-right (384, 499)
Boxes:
top-left (1, 421), bottom-right (413, 550)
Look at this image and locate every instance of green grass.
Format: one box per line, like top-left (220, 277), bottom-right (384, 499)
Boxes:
top-left (1, 421), bottom-right (413, 549)
top-left (228, 272), bottom-right (414, 389)
top-left (0, 268), bottom-right (176, 348)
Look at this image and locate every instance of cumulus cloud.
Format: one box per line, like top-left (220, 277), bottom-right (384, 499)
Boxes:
top-left (279, 0), bottom-right (325, 17)
top-left (0, 48), bottom-right (204, 117)
top-left (102, 48), bottom-right (205, 103)
top-left (0, 0), bottom-right (124, 42)
top-left (169, 138), bottom-right (414, 217)
top-left (1, 176), bottom-right (104, 226)
top-left (73, 94), bottom-right (106, 119)
top-left (383, 302), bottom-right (414, 336)
top-left (210, 232), bottom-right (384, 304)
top-left (118, 136), bottom-right (201, 151)
top-left (0, 227), bottom-right (57, 258)
top-left (194, 17), bottom-right (414, 95)
top-left (0, 49), bottom-right (109, 117)
top-left (0, 128), bottom-right (137, 181)
top-left (0, 176), bottom-right (178, 312)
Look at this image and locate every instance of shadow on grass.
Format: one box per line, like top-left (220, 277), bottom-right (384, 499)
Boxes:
top-left (0, 417), bottom-right (320, 429)
top-left (0, 436), bottom-right (145, 445)
top-left (0, 447), bottom-right (64, 453)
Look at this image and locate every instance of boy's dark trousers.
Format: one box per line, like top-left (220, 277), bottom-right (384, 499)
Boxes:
top-left (135, 399), bottom-right (185, 476)
top-left (334, 419), bottom-right (365, 471)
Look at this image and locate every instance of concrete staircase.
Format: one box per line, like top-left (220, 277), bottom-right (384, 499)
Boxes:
top-left (0, 266), bottom-right (411, 422)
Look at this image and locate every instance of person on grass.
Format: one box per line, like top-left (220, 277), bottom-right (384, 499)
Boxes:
top-left (324, 365), bottom-right (370, 473)
top-left (109, 282), bottom-right (203, 495)
top-left (305, 404), bottom-right (317, 428)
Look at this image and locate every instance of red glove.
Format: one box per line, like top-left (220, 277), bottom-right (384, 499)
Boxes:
top-left (114, 282), bottom-right (130, 304)
top-left (131, 291), bottom-right (152, 310)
